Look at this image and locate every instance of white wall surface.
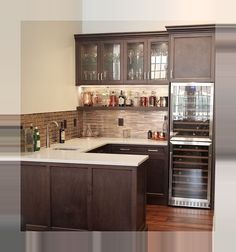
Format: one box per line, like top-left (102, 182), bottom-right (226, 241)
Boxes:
top-left (0, 0), bottom-right (82, 115)
top-left (21, 21), bottom-right (82, 114)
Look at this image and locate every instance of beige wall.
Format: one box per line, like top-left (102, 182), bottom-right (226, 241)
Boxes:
top-left (21, 21), bottom-right (82, 114)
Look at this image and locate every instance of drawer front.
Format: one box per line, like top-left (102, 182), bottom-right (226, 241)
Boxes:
top-left (111, 145), bottom-right (167, 155)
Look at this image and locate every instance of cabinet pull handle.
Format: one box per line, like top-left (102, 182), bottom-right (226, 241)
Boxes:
top-left (101, 72), bottom-right (103, 80)
top-left (144, 72), bottom-right (146, 80)
top-left (148, 149), bottom-right (159, 152)
top-left (170, 70), bottom-right (173, 79)
top-left (147, 71), bottom-right (150, 80)
top-left (120, 148), bottom-right (130, 151)
top-left (97, 73), bottom-right (100, 80)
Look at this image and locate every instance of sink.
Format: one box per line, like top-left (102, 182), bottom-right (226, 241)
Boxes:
top-left (53, 147), bottom-right (80, 151)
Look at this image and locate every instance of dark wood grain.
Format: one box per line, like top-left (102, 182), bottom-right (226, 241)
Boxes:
top-left (21, 163), bottom-right (50, 230)
top-left (51, 165), bottom-right (89, 230)
top-left (146, 205), bottom-right (213, 231)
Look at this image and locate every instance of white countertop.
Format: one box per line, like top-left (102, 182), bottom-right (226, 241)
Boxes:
top-left (1, 137), bottom-right (167, 167)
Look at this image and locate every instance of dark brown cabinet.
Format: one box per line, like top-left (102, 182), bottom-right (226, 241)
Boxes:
top-left (167, 25), bottom-right (215, 82)
top-left (21, 161), bottom-right (146, 231)
top-left (75, 32), bottom-right (169, 86)
top-left (51, 165), bottom-right (89, 230)
top-left (90, 144), bottom-right (168, 205)
top-left (21, 163), bottom-right (50, 231)
top-left (124, 38), bottom-right (169, 84)
top-left (75, 39), bottom-right (123, 85)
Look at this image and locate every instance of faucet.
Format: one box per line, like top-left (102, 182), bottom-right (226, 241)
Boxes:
top-left (46, 121), bottom-right (59, 148)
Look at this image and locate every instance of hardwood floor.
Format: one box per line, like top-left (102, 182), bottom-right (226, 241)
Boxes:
top-left (146, 205), bottom-right (214, 231)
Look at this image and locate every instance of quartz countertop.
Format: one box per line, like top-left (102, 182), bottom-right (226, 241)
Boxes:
top-left (1, 137), bottom-right (167, 167)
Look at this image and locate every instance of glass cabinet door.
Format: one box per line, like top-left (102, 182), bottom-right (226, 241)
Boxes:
top-left (149, 41), bottom-right (168, 81)
top-left (101, 42), bottom-right (122, 82)
top-left (125, 41), bottom-right (145, 82)
top-left (80, 43), bottom-right (99, 82)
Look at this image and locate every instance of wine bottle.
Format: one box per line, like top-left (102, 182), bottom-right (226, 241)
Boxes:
top-left (33, 127), bottom-right (40, 151)
top-left (59, 122), bottom-right (65, 143)
top-left (118, 90), bottom-right (125, 107)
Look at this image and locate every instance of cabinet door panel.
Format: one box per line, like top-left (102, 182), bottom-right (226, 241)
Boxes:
top-left (51, 166), bottom-right (88, 230)
top-left (170, 34), bottom-right (214, 81)
top-left (124, 40), bottom-right (147, 84)
top-left (146, 156), bottom-right (168, 205)
top-left (101, 41), bottom-right (123, 83)
top-left (92, 168), bottom-right (132, 230)
top-left (77, 42), bottom-right (100, 85)
top-left (21, 163), bottom-right (50, 229)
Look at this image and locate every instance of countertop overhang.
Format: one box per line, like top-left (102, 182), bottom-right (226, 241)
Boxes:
top-left (1, 137), bottom-right (167, 167)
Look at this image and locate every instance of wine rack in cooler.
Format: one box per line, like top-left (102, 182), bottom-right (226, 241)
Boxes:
top-left (169, 141), bottom-right (212, 208)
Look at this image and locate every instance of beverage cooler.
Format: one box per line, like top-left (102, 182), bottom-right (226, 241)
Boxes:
top-left (169, 83), bottom-right (214, 209)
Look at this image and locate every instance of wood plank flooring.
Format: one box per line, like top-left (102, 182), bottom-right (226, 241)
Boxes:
top-left (146, 205), bottom-right (214, 231)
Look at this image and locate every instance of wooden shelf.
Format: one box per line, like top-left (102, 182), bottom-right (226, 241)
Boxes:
top-left (77, 106), bottom-right (168, 111)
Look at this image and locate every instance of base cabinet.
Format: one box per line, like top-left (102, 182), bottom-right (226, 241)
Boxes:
top-left (21, 161), bottom-right (146, 231)
top-left (21, 163), bottom-right (50, 231)
top-left (91, 144), bottom-right (169, 205)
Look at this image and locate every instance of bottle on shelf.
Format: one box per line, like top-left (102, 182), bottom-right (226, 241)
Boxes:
top-left (118, 90), bottom-right (125, 107)
top-left (162, 115), bottom-right (168, 140)
top-left (133, 92), bottom-right (140, 107)
top-left (147, 130), bottom-right (152, 139)
top-left (149, 91), bottom-right (156, 107)
top-left (59, 122), bottom-right (65, 143)
top-left (110, 91), bottom-right (118, 107)
top-left (33, 127), bottom-right (40, 151)
top-left (125, 90), bottom-right (133, 106)
top-left (140, 91), bottom-right (148, 107)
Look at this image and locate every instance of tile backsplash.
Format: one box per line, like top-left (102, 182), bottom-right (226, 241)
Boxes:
top-left (81, 110), bottom-right (168, 139)
top-left (21, 110), bottom-right (80, 147)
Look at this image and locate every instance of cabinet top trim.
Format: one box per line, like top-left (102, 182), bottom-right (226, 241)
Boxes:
top-left (74, 31), bottom-right (168, 40)
top-left (166, 24), bottom-right (216, 33)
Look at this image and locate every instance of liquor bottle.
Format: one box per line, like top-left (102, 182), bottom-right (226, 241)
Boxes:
top-left (25, 124), bottom-right (34, 152)
top-left (118, 90), bottom-right (125, 107)
top-left (33, 127), bottom-right (40, 151)
top-left (59, 122), bottom-right (65, 143)
top-left (162, 116), bottom-right (168, 140)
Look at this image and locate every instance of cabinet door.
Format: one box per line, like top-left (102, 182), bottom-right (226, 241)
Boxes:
top-left (146, 155), bottom-right (168, 205)
top-left (76, 41), bottom-right (100, 85)
top-left (21, 163), bottom-right (50, 230)
top-left (124, 40), bottom-right (147, 84)
top-left (51, 166), bottom-right (89, 230)
top-left (147, 39), bottom-right (169, 84)
top-left (101, 41), bottom-right (123, 84)
top-left (170, 33), bottom-right (214, 82)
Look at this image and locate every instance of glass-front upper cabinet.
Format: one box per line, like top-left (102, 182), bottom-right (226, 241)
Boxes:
top-left (76, 41), bottom-right (123, 85)
top-left (125, 41), bottom-right (145, 83)
top-left (101, 41), bottom-right (123, 83)
top-left (124, 38), bottom-right (168, 84)
top-left (148, 40), bottom-right (168, 82)
top-left (78, 42), bottom-right (99, 84)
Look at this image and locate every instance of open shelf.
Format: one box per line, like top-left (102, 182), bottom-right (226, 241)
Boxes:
top-left (77, 106), bottom-right (168, 111)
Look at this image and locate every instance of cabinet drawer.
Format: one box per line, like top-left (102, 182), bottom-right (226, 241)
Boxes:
top-left (142, 146), bottom-right (167, 155)
top-left (111, 145), bottom-right (145, 154)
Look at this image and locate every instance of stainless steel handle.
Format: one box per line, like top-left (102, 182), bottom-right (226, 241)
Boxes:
top-left (147, 71), bottom-right (150, 80)
top-left (120, 148), bottom-right (130, 151)
top-left (101, 72), bottom-right (103, 80)
top-left (170, 70), bottom-right (173, 79)
top-left (169, 151), bottom-right (173, 196)
top-left (148, 149), bottom-right (159, 152)
top-left (97, 73), bottom-right (100, 80)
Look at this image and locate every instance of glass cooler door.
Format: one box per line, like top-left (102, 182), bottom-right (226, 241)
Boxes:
top-left (170, 83), bottom-right (214, 141)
